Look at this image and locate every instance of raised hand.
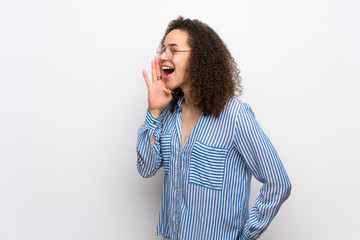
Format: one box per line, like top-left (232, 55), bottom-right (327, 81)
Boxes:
top-left (143, 56), bottom-right (172, 118)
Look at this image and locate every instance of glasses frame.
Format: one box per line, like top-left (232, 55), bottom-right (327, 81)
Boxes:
top-left (157, 46), bottom-right (191, 60)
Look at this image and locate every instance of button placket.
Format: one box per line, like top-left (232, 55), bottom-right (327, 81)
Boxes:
top-left (174, 107), bottom-right (183, 239)
top-left (175, 146), bottom-right (183, 238)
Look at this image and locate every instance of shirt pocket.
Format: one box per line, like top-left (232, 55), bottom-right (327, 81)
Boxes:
top-left (160, 134), bottom-right (172, 175)
top-left (189, 140), bottom-right (229, 190)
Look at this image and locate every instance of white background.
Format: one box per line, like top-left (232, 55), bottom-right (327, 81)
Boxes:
top-left (1, 0), bottom-right (359, 239)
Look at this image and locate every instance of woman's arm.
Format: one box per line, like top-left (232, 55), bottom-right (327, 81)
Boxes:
top-left (234, 104), bottom-right (292, 240)
top-left (136, 110), bottom-right (163, 178)
top-left (137, 57), bottom-right (172, 178)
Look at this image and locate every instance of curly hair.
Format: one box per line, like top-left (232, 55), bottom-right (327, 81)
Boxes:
top-left (160, 16), bottom-right (242, 117)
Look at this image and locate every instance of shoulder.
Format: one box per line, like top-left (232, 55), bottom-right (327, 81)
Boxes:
top-left (222, 97), bottom-right (255, 118)
top-left (159, 105), bottom-right (171, 120)
top-left (159, 104), bottom-right (180, 125)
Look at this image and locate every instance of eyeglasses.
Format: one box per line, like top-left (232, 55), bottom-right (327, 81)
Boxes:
top-left (157, 46), bottom-right (191, 60)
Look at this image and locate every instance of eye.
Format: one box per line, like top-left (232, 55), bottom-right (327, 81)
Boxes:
top-left (170, 48), bottom-right (177, 53)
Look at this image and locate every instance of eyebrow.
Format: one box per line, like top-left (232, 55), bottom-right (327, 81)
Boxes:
top-left (165, 43), bottom-right (179, 47)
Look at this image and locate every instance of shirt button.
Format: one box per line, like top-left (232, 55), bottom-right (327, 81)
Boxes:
top-left (177, 189), bottom-right (180, 193)
top-left (177, 209), bottom-right (179, 213)
top-left (152, 122), bottom-right (156, 125)
top-left (178, 170), bottom-right (181, 174)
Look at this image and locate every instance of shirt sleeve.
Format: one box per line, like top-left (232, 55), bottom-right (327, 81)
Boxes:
top-left (234, 104), bottom-right (291, 240)
top-left (136, 110), bottom-right (163, 178)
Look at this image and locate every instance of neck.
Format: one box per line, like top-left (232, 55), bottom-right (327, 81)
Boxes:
top-left (181, 85), bottom-right (190, 103)
top-left (181, 86), bottom-right (201, 113)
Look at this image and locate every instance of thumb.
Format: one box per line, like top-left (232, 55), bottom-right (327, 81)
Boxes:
top-left (163, 88), bottom-right (172, 95)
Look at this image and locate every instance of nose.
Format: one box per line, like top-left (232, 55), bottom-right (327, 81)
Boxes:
top-left (159, 51), bottom-right (169, 61)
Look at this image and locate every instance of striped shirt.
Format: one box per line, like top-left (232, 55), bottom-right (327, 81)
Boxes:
top-left (137, 96), bottom-right (291, 240)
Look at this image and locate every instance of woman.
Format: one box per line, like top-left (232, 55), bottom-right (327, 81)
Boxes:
top-left (137, 16), bottom-right (291, 240)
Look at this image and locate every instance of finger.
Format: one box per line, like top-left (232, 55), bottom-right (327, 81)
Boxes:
top-left (163, 88), bottom-right (172, 95)
top-left (155, 56), bottom-right (162, 79)
top-left (142, 70), bottom-right (151, 88)
top-left (151, 60), bottom-right (157, 83)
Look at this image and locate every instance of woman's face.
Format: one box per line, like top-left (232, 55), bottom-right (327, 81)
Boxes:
top-left (160, 29), bottom-right (191, 91)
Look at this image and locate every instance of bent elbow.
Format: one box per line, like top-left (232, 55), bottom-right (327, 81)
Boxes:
top-left (137, 160), bottom-right (151, 178)
top-left (282, 179), bottom-right (292, 200)
top-left (137, 167), bottom-right (153, 179)
top-left (136, 157), bottom-right (158, 179)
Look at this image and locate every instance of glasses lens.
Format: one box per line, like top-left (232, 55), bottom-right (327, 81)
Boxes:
top-left (156, 47), bottom-right (163, 57)
top-left (167, 48), bottom-right (173, 59)
top-left (156, 47), bottom-right (173, 59)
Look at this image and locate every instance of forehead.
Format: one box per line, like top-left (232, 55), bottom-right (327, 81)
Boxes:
top-left (164, 29), bottom-right (189, 47)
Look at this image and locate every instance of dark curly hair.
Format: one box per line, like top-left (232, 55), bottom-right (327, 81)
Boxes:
top-left (160, 16), bottom-right (242, 117)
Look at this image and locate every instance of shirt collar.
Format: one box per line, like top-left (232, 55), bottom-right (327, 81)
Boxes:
top-left (176, 95), bottom-right (185, 111)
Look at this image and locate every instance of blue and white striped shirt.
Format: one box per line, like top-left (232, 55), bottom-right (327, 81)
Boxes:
top-left (137, 96), bottom-right (291, 240)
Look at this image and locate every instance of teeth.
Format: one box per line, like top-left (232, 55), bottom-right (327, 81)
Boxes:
top-left (162, 66), bottom-right (174, 70)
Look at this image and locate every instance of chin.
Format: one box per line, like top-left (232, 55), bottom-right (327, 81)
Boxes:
top-left (166, 79), bottom-right (185, 91)
top-left (165, 81), bottom-right (177, 91)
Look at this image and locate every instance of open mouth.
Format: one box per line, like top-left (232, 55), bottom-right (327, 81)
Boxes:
top-left (162, 66), bottom-right (175, 77)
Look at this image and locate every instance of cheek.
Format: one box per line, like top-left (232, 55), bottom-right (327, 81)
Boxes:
top-left (177, 61), bottom-right (189, 74)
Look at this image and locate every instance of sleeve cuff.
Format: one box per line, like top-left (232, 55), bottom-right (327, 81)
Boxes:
top-left (240, 231), bottom-right (252, 240)
top-left (145, 110), bottom-right (161, 130)
top-left (240, 236), bottom-right (251, 240)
